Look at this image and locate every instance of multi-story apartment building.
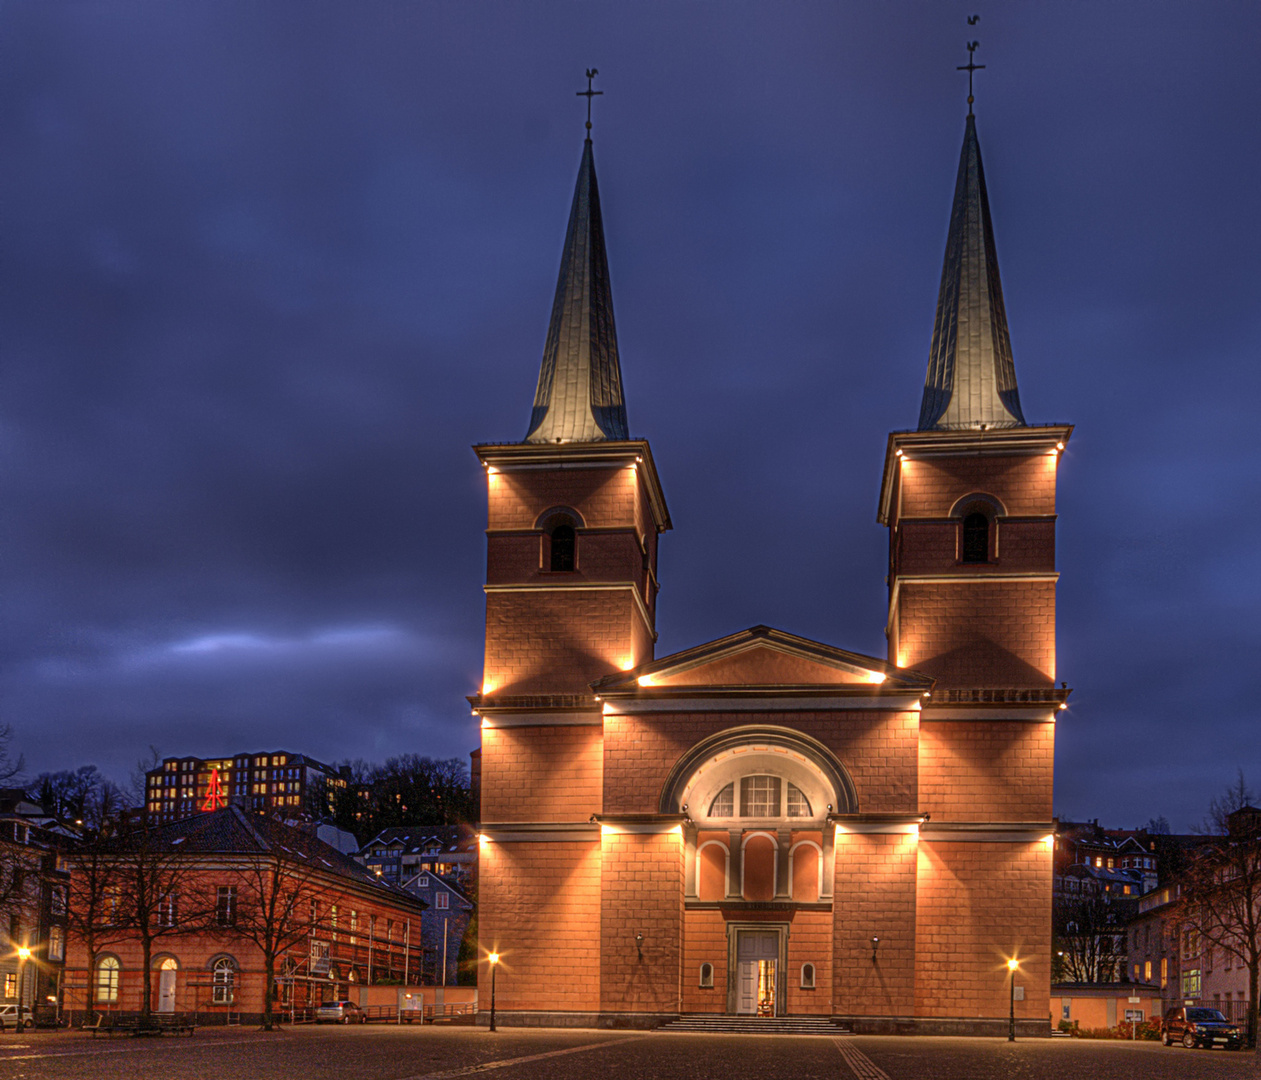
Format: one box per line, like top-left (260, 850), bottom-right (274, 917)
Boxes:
top-left (144, 751), bottom-right (351, 824)
top-left (0, 790), bottom-right (72, 1021)
top-left (356, 826), bottom-right (476, 888)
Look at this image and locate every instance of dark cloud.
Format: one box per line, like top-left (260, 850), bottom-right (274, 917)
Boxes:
top-left (1, 3), bottom-right (1258, 830)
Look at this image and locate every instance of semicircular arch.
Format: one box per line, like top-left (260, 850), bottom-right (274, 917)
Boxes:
top-left (658, 725), bottom-right (858, 816)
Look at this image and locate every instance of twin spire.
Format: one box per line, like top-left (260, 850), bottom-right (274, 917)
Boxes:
top-left (918, 114), bottom-right (1027, 431)
top-left (521, 75), bottom-right (1029, 444)
top-left (524, 134), bottom-right (629, 444)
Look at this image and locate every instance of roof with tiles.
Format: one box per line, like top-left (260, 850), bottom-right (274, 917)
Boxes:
top-left (100, 805), bottom-right (422, 902)
top-left (357, 823), bottom-right (474, 857)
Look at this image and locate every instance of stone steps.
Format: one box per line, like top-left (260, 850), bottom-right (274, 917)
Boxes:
top-left (659, 1014), bottom-right (850, 1036)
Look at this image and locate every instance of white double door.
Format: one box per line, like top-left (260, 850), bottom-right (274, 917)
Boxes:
top-left (735, 931), bottom-right (778, 1016)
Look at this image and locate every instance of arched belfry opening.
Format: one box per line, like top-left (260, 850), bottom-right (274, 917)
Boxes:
top-left (536, 506), bottom-right (583, 573)
top-left (950, 492), bottom-right (1005, 565)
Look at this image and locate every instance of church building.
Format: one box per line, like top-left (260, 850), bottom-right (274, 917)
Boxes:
top-left (472, 103), bottom-right (1071, 1035)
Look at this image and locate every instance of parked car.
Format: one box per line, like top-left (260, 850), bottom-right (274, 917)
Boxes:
top-left (0, 1004), bottom-right (28, 1032)
top-left (315, 1000), bottom-right (367, 1025)
top-left (1161, 1006), bottom-right (1242, 1050)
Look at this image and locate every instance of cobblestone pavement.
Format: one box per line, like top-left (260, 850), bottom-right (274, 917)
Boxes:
top-left (0, 1026), bottom-right (1257, 1080)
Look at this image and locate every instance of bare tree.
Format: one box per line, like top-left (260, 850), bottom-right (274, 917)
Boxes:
top-left (108, 823), bottom-right (210, 1019)
top-left (128, 746), bottom-right (161, 809)
top-left (1053, 887), bottom-right (1126, 983)
top-left (222, 846), bottom-right (323, 1030)
top-left (0, 724), bottom-right (24, 785)
top-left (65, 840), bottom-right (128, 1019)
top-left (1183, 772), bottom-right (1261, 1047)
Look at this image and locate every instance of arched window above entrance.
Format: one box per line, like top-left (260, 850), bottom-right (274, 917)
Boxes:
top-left (705, 777), bottom-right (812, 820)
top-left (662, 726), bottom-right (857, 819)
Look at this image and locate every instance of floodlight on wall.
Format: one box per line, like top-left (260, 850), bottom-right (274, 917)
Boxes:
top-left (870, 936), bottom-right (879, 963)
top-left (635, 933), bottom-right (644, 960)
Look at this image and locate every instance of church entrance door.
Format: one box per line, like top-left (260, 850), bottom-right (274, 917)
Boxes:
top-left (735, 931), bottom-right (778, 1016)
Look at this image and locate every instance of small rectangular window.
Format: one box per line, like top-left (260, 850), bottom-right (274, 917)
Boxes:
top-left (436, 893), bottom-right (449, 910)
top-left (216, 886), bottom-right (237, 927)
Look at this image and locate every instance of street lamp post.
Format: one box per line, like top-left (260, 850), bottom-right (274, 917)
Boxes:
top-left (488, 953), bottom-right (499, 1033)
top-left (16, 946), bottom-right (31, 1031)
top-left (1007, 958), bottom-right (1019, 1042)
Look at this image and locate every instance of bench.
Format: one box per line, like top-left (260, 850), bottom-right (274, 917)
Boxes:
top-left (84, 1013), bottom-right (196, 1037)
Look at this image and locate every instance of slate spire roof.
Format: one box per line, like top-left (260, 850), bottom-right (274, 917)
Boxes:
top-left (918, 115), bottom-right (1027, 431)
top-left (525, 137), bottom-right (630, 443)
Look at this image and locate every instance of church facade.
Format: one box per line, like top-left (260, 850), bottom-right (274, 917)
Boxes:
top-left (472, 112), bottom-right (1071, 1035)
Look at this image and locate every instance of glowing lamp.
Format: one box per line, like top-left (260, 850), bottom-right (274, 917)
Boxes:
top-left (1007, 958), bottom-right (1019, 971)
top-left (637, 674), bottom-right (654, 687)
top-left (16, 946), bottom-right (31, 961)
top-left (488, 952), bottom-right (499, 965)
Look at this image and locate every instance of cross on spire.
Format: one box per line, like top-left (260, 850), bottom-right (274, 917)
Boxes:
top-left (957, 34), bottom-right (985, 116)
top-left (577, 68), bottom-right (602, 137)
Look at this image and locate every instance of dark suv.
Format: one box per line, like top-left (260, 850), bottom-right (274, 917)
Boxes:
top-left (1161, 1006), bottom-right (1243, 1050)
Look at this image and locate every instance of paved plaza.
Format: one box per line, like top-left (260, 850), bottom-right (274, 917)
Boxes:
top-left (0, 1025), bottom-right (1257, 1080)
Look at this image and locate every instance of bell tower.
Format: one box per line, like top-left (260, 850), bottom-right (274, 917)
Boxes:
top-left (878, 114), bottom-right (1071, 690)
top-left (473, 109), bottom-right (670, 1015)
top-left (473, 134), bottom-right (670, 702)
top-left (878, 107), bottom-right (1071, 1025)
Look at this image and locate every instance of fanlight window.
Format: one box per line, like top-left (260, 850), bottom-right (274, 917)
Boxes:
top-left (95, 956), bottom-right (120, 1003)
top-left (740, 776), bottom-right (780, 817)
top-left (706, 777), bottom-right (811, 819)
top-left (708, 784), bottom-right (734, 817)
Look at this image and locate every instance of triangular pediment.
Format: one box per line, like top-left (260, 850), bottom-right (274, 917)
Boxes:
top-left (592, 625), bottom-right (933, 694)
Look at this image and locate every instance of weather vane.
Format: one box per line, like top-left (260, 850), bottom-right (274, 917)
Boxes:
top-left (577, 68), bottom-right (602, 135)
top-left (957, 18), bottom-right (984, 116)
